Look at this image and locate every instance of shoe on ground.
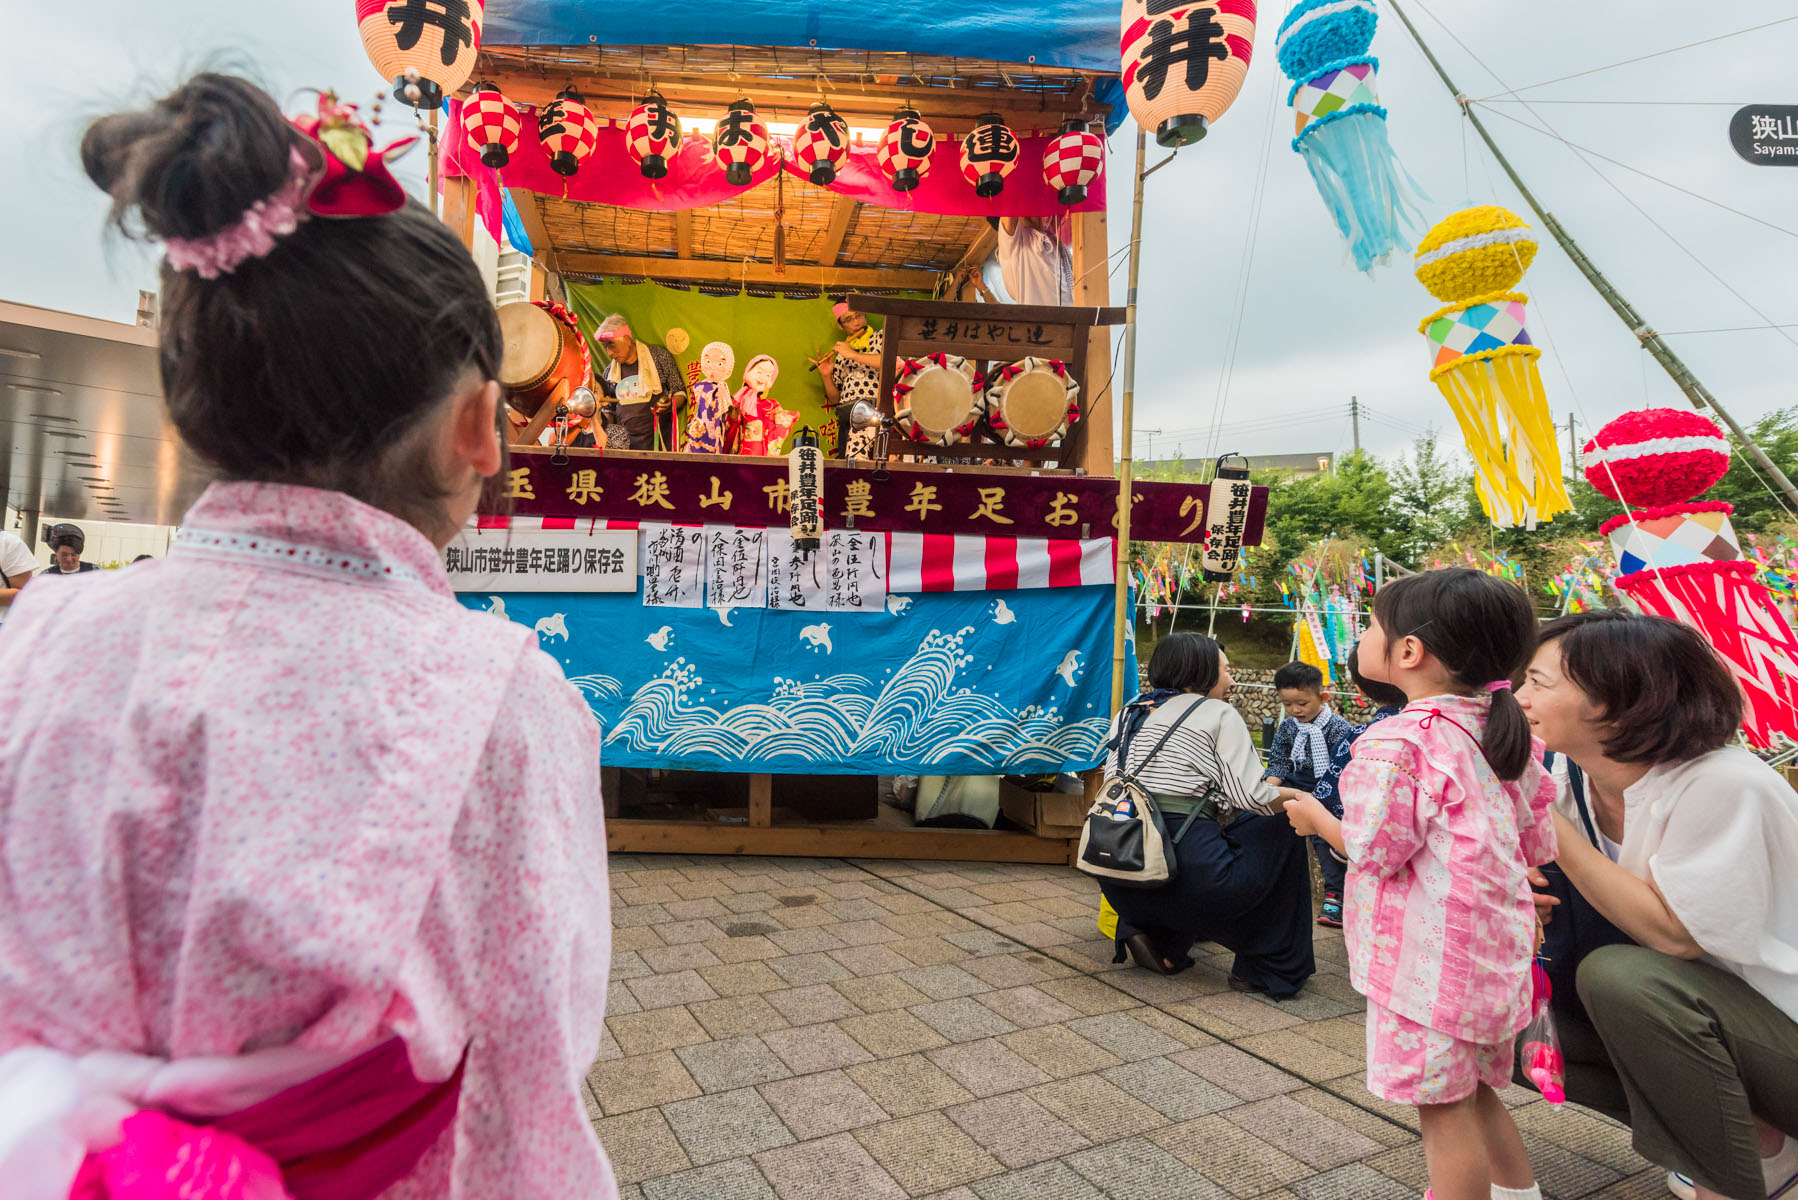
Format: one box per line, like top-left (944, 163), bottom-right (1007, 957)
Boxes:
top-left (1317, 890), bottom-right (1343, 929)
top-left (1667, 1138), bottom-right (1798, 1200)
top-left (1666, 1172), bottom-right (1694, 1200)
top-left (1227, 974), bottom-right (1266, 995)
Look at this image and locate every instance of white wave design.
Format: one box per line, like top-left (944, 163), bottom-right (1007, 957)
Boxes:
top-left (566, 673), bottom-right (623, 701)
top-left (599, 630), bottom-right (1108, 769)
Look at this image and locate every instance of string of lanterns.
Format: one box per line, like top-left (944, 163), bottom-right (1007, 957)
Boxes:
top-left (457, 84), bottom-right (1101, 203)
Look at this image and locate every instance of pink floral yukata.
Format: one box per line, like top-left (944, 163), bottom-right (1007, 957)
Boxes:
top-left (0, 482), bottom-right (616, 1198)
top-left (1337, 694), bottom-right (1556, 1106)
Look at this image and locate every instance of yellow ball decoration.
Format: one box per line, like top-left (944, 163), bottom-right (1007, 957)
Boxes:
top-left (1413, 206), bottom-right (1538, 304)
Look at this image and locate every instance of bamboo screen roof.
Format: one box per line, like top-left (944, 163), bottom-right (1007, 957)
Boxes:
top-left (479, 44), bottom-right (1108, 292)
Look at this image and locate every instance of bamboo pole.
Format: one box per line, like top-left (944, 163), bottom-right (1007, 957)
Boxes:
top-left (1110, 131), bottom-right (1149, 710)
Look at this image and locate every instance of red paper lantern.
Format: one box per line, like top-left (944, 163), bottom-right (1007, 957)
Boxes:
top-left (876, 107), bottom-right (934, 192)
top-left (712, 98), bottom-right (769, 187)
top-left (794, 102), bottom-right (851, 186)
top-left (960, 113), bottom-right (1019, 198)
top-left (1042, 118), bottom-right (1104, 206)
top-left (1121, 0), bottom-right (1258, 146)
top-left (1583, 408), bottom-right (1730, 508)
top-left (538, 88), bottom-right (600, 177)
top-left (460, 81), bottom-right (519, 169)
top-left (357, 0), bottom-right (484, 107)
top-left (625, 92), bottom-right (682, 180)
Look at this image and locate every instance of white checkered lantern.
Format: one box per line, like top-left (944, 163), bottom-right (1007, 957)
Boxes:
top-left (876, 107), bottom-right (934, 193)
top-left (794, 102), bottom-right (851, 186)
top-left (712, 98), bottom-right (769, 187)
top-left (1042, 119), bottom-right (1104, 206)
top-left (538, 88), bottom-right (600, 177)
top-left (625, 91), bottom-right (682, 180)
top-left (460, 81), bottom-right (520, 169)
top-left (960, 114), bottom-right (1019, 198)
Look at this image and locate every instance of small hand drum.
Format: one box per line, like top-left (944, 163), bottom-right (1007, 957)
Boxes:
top-left (984, 357), bottom-right (1080, 448)
top-left (893, 353), bottom-right (981, 445)
top-left (498, 301), bottom-right (587, 418)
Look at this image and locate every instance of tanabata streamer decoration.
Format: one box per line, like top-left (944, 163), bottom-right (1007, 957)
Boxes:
top-left (1042, 119), bottom-right (1105, 206)
top-left (625, 92), bottom-right (682, 180)
top-left (788, 427), bottom-right (824, 554)
top-left (713, 98), bottom-right (770, 187)
top-left (538, 88), bottom-right (600, 177)
top-left (1275, 0), bottom-right (1423, 272)
top-left (794, 102), bottom-right (851, 186)
top-left (877, 108), bottom-right (935, 192)
top-left (1587, 408), bottom-right (1798, 747)
top-left (1414, 206), bottom-right (1570, 528)
top-left (357, 0), bottom-right (483, 107)
top-left (1201, 454), bottom-right (1253, 581)
top-left (461, 81), bottom-right (519, 169)
top-left (960, 114), bottom-right (1020, 198)
top-left (1121, 0), bottom-right (1257, 147)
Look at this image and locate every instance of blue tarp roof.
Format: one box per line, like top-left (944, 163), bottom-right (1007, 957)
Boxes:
top-left (484, 1), bottom-right (1126, 131)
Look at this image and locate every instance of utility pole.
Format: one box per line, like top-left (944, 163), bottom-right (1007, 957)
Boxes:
top-left (1567, 414), bottom-right (1579, 478)
top-left (1111, 131), bottom-right (1148, 712)
top-left (1350, 396), bottom-right (1361, 454)
top-left (1387, 0), bottom-right (1798, 512)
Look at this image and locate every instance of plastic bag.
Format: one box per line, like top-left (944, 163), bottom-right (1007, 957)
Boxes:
top-left (1518, 958), bottom-right (1565, 1105)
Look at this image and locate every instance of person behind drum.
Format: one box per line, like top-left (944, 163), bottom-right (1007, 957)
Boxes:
top-left (595, 313), bottom-right (685, 451)
top-left (735, 354), bottom-right (799, 457)
top-left (961, 216), bottom-right (1073, 306)
top-left (818, 301), bottom-right (882, 460)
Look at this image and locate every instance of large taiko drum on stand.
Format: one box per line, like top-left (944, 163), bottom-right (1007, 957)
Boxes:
top-left (499, 301), bottom-right (588, 418)
top-left (984, 357), bottom-right (1080, 448)
top-left (893, 353), bottom-right (981, 445)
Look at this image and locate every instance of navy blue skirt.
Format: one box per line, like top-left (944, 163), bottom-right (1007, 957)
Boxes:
top-left (1099, 811), bottom-right (1316, 998)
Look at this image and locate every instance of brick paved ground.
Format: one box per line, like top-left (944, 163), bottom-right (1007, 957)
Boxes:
top-left (589, 855), bottom-right (1670, 1200)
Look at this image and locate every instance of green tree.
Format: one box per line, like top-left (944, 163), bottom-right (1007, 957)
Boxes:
top-left (1389, 433), bottom-right (1474, 559)
top-left (1706, 407), bottom-right (1798, 533)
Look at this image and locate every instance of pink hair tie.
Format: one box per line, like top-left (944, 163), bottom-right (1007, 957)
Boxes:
top-left (1487, 679), bottom-right (1513, 693)
top-left (163, 146), bottom-right (314, 279)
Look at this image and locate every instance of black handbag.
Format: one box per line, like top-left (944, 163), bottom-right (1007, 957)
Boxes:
top-left (1536, 752), bottom-right (1634, 1023)
top-left (1076, 698), bottom-right (1212, 887)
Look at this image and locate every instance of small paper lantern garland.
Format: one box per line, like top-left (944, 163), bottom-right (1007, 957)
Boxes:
top-left (1041, 119), bottom-right (1104, 206)
top-left (794, 101), bottom-right (851, 186)
top-left (461, 82), bottom-right (520, 169)
top-left (538, 88), bottom-right (600, 177)
top-left (625, 92), bottom-right (682, 180)
top-left (876, 108), bottom-right (935, 192)
top-left (960, 113), bottom-right (1019, 198)
top-left (713, 98), bottom-right (769, 187)
top-left (357, 0), bottom-right (484, 107)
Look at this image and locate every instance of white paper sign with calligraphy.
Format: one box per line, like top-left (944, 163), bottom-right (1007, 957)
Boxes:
top-left (641, 524), bottom-right (706, 608)
top-left (705, 527), bottom-right (769, 613)
top-left (827, 531), bottom-right (887, 612)
top-left (444, 527), bottom-right (637, 592)
top-left (766, 530), bottom-right (830, 611)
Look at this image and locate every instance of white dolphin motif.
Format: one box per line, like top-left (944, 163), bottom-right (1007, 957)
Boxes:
top-left (886, 596), bottom-right (913, 616)
top-left (485, 596), bottom-right (509, 621)
top-left (992, 598), bottom-right (1017, 625)
top-left (799, 622), bottom-right (834, 654)
top-left (1054, 650), bottom-right (1083, 688)
top-left (534, 612), bottom-right (569, 642)
top-left (646, 626), bottom-right (674, 651)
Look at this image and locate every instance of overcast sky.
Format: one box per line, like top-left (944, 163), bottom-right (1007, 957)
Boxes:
top-left (5, 1), bottom-right (1794, 469)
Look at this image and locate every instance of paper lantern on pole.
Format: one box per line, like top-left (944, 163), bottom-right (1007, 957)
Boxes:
top-left (1042, 118), bottom-right (1104, 206)
top-left (1275, 0), bottom-right (1423, 272)
top-left (1587, 408), bottom-right (1798, 748)
top-left (713, 98), bottom-right (769, 187)
top-left (876, 107), bottom-right (935, 192)
top-left (1413, 205), bottom-right (1570, 528)
top-left (1200, 455), bottom-right (1253, 581)
top-left (625, 91), bottom-right (682, 180)
top-left (357, 0), bottom-right (484, 108)
top-left (538, 88), bottom-right (600, 177)
top-left (1120, 0), bottom-right (1257, 147)
top-left (460, 81), bottom-right (519, 169)
top-left (794, 102), bottom-right (851, 186)
top-left (960, 114), bottom-right (1019, 198)
top-left (788, 427), bottom-right (824, 554)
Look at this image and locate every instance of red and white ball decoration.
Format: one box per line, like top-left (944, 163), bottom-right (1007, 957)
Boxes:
top-left (960, 113), bottom-right (1019, 198)
top-left (1582, 408), bottom-right (1731, 508)
top-left (538, 88), bottom-right (600, 177)
top-left (712, 98), bottom-right (770, 187)
top-left (1042, 118), bottom-right (1104, 206)
top-left (876, 107), bottom-right (935, 193)
top-left (794, 101), bottom-right (851, 186)
top-left (625, 91), bottom-right (682, 180)
top-left (460, 81), bottom-right (520, 169)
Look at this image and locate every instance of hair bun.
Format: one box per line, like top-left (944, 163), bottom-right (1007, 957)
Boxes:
top-left (82, 73), bottom-right (297, 243)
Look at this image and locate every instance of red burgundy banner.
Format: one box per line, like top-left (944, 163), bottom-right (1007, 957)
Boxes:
top-left (491, 452), bottom-right (1266, 546)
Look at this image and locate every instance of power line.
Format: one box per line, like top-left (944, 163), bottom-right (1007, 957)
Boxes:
top-left (1478, 99), bottom-right (1751, 108)
top-left (1661, 323), bottom-right (1798, 336)
top-left (1472, 16), bottom-right (1798, 100)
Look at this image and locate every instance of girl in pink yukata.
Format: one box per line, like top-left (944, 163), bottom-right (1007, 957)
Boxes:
top-left (1284, 568), bottom-right (1557, 1200)
top-left (0, 76), bottom-right (615, 1199)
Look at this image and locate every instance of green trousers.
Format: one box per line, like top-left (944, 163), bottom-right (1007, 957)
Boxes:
top-left (1522, 945), bottom-right (1798, 1199)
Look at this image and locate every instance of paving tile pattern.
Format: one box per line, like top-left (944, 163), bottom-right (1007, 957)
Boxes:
top-left (589, 855), bottom-right (1654, 1199)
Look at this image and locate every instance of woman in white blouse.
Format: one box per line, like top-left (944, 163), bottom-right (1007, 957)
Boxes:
top-left (1098, 634), bottom-right (1315, 998)
top-left (1518, 610), bottom-right (1798, 1200)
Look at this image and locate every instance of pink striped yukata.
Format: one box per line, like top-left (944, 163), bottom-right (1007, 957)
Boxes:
top-left (1337, 694), bottom-right (1557, 1106)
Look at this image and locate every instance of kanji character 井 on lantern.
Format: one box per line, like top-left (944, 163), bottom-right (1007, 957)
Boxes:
top-left (1121, 0), bottom-right (1257, 147)
top-left (357, 0), bottom-right (484, 107)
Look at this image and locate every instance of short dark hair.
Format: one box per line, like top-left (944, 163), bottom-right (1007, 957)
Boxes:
top-left (82, 73), bottom-right (502, 540)
top-left (1537, 610), bottom-right (1742, 764)
top-left (1146, 633), bottom-right (1223, 695)
top-left (1372, 568), bottom-right (1537, 780)
top-left (1272, 661), bottom-right (1323, 693)
top-left (1347, 644), bottom-right (1407, 709)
